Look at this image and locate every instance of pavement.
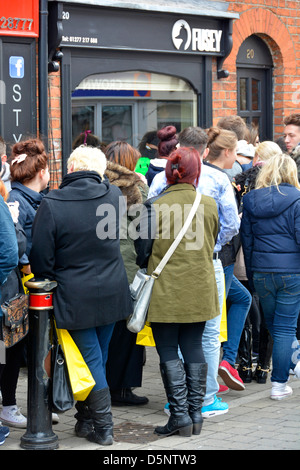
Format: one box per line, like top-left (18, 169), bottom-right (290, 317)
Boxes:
top-left (1, 346), bottom-right (300, 452)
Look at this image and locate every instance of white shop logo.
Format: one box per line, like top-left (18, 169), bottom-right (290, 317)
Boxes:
top-left (172, 19), bottom-right (222, 53)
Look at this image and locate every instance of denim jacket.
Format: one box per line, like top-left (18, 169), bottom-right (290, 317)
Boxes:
top-left (148, 161), bottom-right (240, 252)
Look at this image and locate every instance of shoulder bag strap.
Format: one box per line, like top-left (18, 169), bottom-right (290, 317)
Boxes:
top-left (152, 192), bottom-right (202, 278)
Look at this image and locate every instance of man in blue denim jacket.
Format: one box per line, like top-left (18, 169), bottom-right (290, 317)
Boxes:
top-left (148, 127), bottom-right (240, 418)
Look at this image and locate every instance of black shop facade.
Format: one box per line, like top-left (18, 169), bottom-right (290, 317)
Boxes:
top-left (55, 1), bottom-right (238, 171)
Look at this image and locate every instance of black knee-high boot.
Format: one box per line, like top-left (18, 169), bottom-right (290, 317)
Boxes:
top-left (74, 400), bottom-right (93, 437)
top-left (86, 388), bottom-right (114, 445)
top-left (253, 326), bottom-right (273, 384)
top-left (154, 359), bottom-right (193, 437)
top-left (184, 362), bottom-right (207, 435)
top-left (237, 325), bottom-right (253, 383)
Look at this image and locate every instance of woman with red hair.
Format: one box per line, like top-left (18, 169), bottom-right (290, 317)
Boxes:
top-left (145, 125), bottom-right (178, 186)
top-left (135, 146), bottom-right (219, 438)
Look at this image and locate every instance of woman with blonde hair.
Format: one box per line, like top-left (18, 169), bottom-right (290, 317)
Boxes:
top-left (252, 141), bottom-right (282, 166)
top-left (30, 145), bottom-right (133, 445)
top-left (241, 154), bottom-right (300, 400)
top-left (234, 140), bottom-right (283, 385)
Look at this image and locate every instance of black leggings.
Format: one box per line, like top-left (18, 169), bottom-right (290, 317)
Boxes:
top-left (151, 322), bottom-right (206, 364)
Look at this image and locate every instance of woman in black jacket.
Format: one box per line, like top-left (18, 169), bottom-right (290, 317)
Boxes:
top-left (30, 145), bottom-right (133, 446)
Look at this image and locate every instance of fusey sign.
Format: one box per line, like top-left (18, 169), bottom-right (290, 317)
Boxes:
top-left (172, 19), bottom-right (222, 53)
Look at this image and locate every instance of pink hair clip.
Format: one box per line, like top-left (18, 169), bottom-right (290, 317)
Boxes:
top-left (11, 154), bottom-right (27, 165)
top-left (82, 130), bottom-right (91, 145)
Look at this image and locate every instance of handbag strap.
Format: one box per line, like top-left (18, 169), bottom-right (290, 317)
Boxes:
top-left (152, 192), bottom-right (202, 278)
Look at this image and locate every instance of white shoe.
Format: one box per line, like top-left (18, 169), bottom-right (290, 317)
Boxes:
top-left (52, 413), bottom-right (59, 424)
top-left (0, 406), bottom-right (27, 428)
top-left (270, 382), bottom-right (293, 400)
top-left (293, 361), bottom-right (300, 379)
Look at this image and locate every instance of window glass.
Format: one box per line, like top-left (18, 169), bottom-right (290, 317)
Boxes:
top-left (239, 78), bottom-right (248, 111)
top-left (72, 71), bottom-right (196, 146)
top-left (102, 105), bottom-right (133, 144)
top-left (252, 79), bottom-right (260, 111)
top-left (72, 105), bottom-right (95, 144)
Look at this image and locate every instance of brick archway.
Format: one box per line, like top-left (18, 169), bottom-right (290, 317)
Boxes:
top-left (227, 7), bottom-right (297, 76)
top-left (213, 8), bottom-right (298, 136)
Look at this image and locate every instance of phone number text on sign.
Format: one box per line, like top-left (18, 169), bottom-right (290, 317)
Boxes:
top-left (62, 35), bottom-right (98, 44)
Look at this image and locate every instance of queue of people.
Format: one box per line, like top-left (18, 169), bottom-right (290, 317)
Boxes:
top-left (0, 113), bottom-right (300, 446)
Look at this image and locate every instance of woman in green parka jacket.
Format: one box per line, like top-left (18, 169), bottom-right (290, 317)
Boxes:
top-left (135, 146), bottom-right (219, 439)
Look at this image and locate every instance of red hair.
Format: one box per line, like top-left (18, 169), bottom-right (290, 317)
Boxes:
top-left (157, 125), bottom-right (178, 157)
top-left (165, 147), bottom-right (201, 186)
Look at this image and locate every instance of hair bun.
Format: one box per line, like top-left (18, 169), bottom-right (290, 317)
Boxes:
top-left (157, 125), bottom-right (177, 141)
top-left (207, 127), bottom-right (221, 146)
top-left (157, 126), bottom-right (178, 157)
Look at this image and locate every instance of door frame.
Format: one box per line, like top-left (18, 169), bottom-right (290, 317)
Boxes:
top-left (236, 35), bottom-right (273, 141)
top-left (237, 67), bottom-right (273, 141)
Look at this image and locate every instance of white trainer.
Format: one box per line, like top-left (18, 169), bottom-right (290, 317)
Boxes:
top-left (270, 382), bottom-right (293, 400)
top-left (0, 405), bottom-right (27, 428)
top-left (293, 361), bottom-right (300, 379)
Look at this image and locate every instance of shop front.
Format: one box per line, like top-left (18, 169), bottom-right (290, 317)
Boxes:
top-left (57, 0), bottom-right (238, 171)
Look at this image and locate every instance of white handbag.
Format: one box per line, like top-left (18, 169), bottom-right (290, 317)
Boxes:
top-left (127, 192), bottom-right (202, 333)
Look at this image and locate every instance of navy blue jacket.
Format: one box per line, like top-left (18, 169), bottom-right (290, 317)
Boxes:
top-left (241, 183), bottom-right (300, 281)
top-left (8, 182), bottom-right (43, 264)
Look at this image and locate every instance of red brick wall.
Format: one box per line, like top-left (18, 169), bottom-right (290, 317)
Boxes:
top-left (47, 71), bottom-right (62, 189)
top-left (213, 1), bottom-right (300, 138)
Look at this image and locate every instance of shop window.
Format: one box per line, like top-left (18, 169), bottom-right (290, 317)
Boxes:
top-left (72, 71), bottom-right (196, 147)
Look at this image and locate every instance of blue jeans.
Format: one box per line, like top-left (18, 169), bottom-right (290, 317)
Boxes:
top-left (69, 323), bottom-right (115, 392)
top-left (222, 264), bottom-right (252, 365)
top-left (202, 258), bottom-right (224, 406)
top-left (253, 272), bottom-right (300, 383)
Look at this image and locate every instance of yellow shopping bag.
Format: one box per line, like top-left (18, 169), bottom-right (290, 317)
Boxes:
top-left (21, 273), bottom-right (34, 294)
top-left (136, 322), bottom-right (156, 347)
top-left (55, 327), bottom-right (96, 401)
top-left (219, 281), bottom-right (227, 342)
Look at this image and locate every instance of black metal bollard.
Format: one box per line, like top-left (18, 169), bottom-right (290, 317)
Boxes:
top-left (20, 279), bottom-right (59, 450)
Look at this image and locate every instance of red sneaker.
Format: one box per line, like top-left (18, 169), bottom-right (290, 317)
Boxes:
top-left (218, 360), bottom-right (245, 391)
top-left (217, 384), bottom-right (229, 395)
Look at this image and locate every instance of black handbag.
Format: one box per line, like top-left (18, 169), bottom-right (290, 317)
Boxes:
top-left (51, 325), bottom-right (74, 413)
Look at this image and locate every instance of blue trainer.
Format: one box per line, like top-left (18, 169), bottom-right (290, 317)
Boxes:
top-left (202, 395), bottom-right (229, 418)
top-left (164, 403), bottom-right (170, 416)
top-left (0, 423), bottom-right (9, 446)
